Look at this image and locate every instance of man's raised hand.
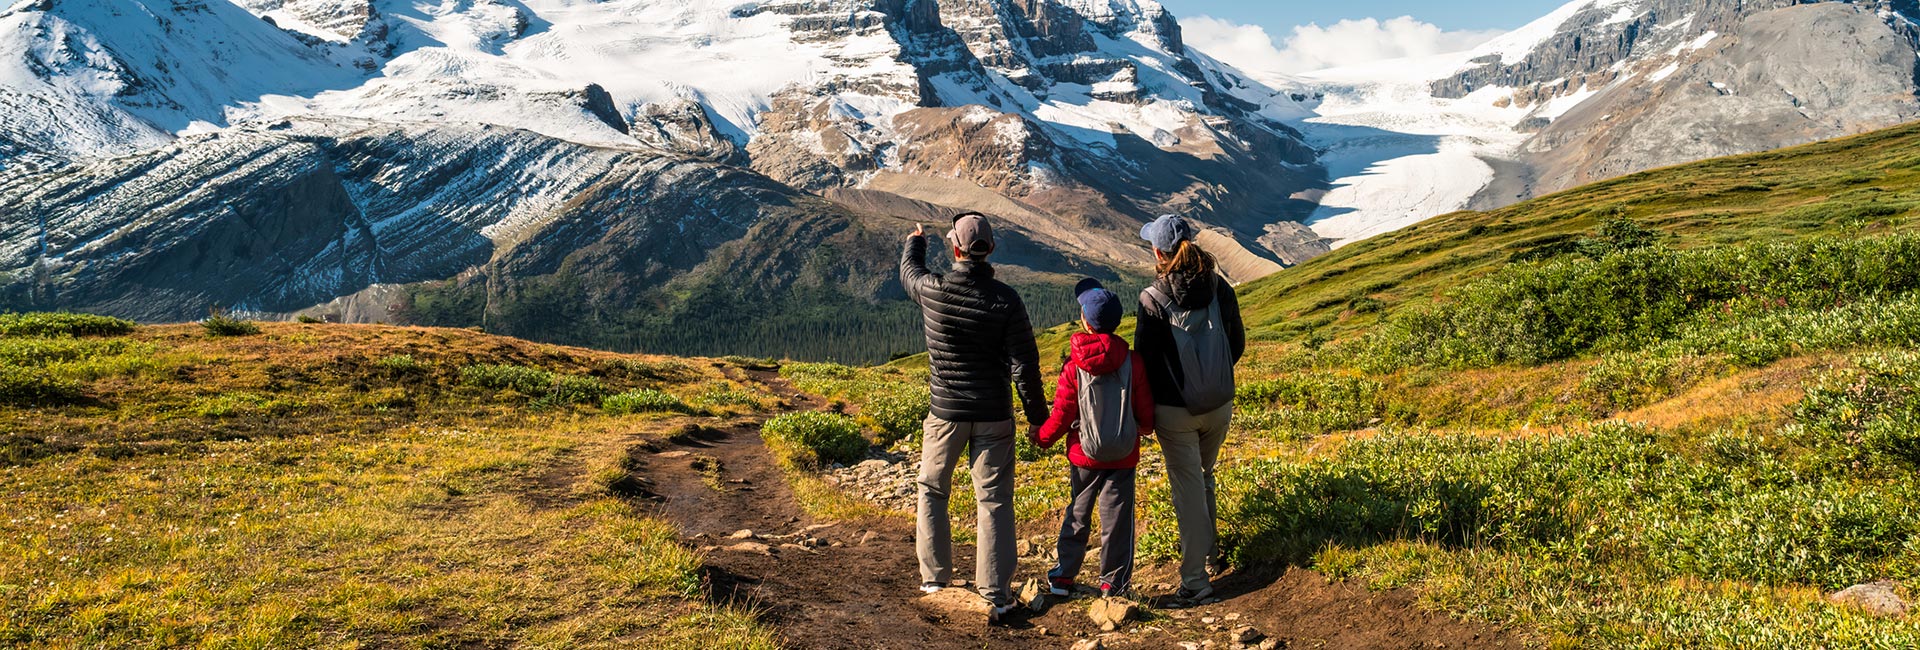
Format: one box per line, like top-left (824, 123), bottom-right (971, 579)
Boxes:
top-left (912, 223), bottom-right (926, 239)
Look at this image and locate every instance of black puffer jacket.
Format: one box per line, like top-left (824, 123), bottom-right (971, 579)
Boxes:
top-left (901, 235), bottom-right (1049, 425)
top-left (1135, 269), bottom-right (1245, 410)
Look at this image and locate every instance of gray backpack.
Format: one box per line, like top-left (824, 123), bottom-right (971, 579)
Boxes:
top-left (1144, 285), bottom-right (1235, 414)
top-left (1076, 356), bottom-right (1138, 463)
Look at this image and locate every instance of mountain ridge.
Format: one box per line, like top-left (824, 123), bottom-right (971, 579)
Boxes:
top-left (0, 0), bottom-right (1332, 361)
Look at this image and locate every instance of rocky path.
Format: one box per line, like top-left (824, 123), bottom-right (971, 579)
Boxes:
top-left (636, 371), bottom-right (1529, 649)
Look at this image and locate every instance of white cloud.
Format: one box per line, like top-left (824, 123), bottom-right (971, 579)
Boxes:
top-left (1184, 15), bottom-right (1503, 76)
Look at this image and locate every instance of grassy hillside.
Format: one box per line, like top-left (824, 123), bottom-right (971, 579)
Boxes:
top-left (0, 315), bottom-right (781, 647)
top-left (1242, 121), bottom-right (1920, 343)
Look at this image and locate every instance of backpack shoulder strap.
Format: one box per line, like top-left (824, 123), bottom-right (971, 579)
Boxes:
top-left (1142, 284), bottom-right (1174, 312)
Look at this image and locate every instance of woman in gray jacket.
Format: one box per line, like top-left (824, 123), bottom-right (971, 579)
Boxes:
top-left (1133, 214), bottom-right (1244, 605)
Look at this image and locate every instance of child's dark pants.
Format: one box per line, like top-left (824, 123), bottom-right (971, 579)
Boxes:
top-left (1049, 466), bottom-right (1136, 594)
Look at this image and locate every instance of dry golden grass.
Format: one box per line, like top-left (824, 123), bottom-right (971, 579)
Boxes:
top-left (1, 323), bottom-right (779, 648)
top-left (1617, 354), bottom-right (1842, 432)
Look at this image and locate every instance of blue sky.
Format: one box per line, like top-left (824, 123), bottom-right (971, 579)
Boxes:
top-left (1163, 0), bottom-right (1562, 32)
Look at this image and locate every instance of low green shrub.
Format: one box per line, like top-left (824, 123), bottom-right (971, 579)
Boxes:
top-left (1213, 423), bottom-right (1919, 590)
top-left (0, 366), bottom-right (84, 405)
top-left (1234, 373), bottom-right (1383, 434)
top-left (1578, 351), bottom-right (1728, 412)
top-left (461, 364), bottom-right (554, 394)
top-left (761, 412), bottom-right (867, 468)
top-left (461, 363), bottom-right (608, 408)
top-left (860, 389), bottom-right (929, 446)
top-left (377, 354), bottom-right (425, 375)
top-left (686, 384), bottom-right (761, 411)
top-left (1671, 295), bottom-right (1920, 366)
top-left (1791, 351), bottom-right (1920, 473)
top-left (0, 312), bottom-right (135, 337)
top-left (780, 362), bottom-right (859, 394)
top-left (603, 389), bottom-right (690, 415)
top-left (1358, 236), bottom-right (1920, 370)
top-left (192, 392), bottom-right (303, 418)
top-left (543, 374), bottom-right (611, 406)
top-left (0, 338), bottom-right (134, 367)
top-left (201, 311), bottom-right (261, 337)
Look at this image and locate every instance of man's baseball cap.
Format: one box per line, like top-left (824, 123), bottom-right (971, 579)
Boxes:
top-left (1139, 213), bottom-right (1195, 252)
top-left (947, 212), bottom-right (994, 257)
top-left (1074, 278), bottom-right (1121, 334)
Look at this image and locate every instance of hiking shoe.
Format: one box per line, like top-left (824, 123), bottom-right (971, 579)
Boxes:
top-left (919, 582), bottom-right (945, 595)
top-left (988, 599), bottom-right (1020, 623)
top-left (1100, 582), bottom-right (1130, 599)
top-left (1163, 585), bottom-right (1214, 608)
top-left (1047, 577), bottom-right (1075, 597)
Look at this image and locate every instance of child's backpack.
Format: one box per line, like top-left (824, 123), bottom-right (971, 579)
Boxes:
top-left (1144, 285), bottom-right (1235, 414)
top-left (1076, 356), bottom-right (1139, 463)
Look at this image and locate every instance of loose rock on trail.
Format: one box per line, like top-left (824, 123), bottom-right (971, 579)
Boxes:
top-left (634, 370), bottom-right (1528, 649)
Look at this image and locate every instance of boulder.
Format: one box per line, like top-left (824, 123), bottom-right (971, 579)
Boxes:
top-left (1230, 625), bottom-right (1265, 644)
top-left (1830, 581), bottom-right (1909, 617)
top-left (1088, 597), bottom-right (1141, 629)
top-left (1020, 578), bottom-right (1048, 612)
top-left (723, 542), bottom-right (771, 555)
top-left (918, 588), bottom-right (992, 616)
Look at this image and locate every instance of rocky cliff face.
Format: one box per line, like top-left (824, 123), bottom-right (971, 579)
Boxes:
top-left (0, 118), bottom-right (817, 318)
top-left (1430, 0), bottom-right (1920, 199)
top-left (1523, 2), bottom-right (1920, 192)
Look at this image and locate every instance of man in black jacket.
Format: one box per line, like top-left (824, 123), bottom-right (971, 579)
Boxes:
top-left (901, 213), bottom-right (1048, 619)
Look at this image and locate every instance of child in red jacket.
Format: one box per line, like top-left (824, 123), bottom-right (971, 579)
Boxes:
top-left (1031, 279), bottom-right (1155, 598)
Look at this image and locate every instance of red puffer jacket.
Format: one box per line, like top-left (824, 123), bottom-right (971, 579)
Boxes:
top-left (1032, 332), bottom-right (1155, 469)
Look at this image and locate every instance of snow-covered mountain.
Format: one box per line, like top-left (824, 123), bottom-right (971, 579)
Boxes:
top-left (1262, 0), bottom-right (1920, 247)
top-left (0, 0), bottom-right (1326, 359)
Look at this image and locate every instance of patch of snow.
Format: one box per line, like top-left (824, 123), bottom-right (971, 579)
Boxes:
top-left (1533, 85), bottom-right (1598, 120)
top-left (1648, 62), bottom-right (1680, 83)
top-left (1657, 15), bottom-right (1694, 30)
top-left (1601, 5), bottom-right (1639, 26)
top-left (1667, 31), bottom-right (1719, 57)
top-left (1466, 0), bottom-right (1597, 66)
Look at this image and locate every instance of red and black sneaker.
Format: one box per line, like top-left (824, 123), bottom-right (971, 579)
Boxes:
top-left (1047, 576), bottom-right (1074, 597)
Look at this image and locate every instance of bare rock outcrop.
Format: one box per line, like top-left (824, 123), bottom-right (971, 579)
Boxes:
top-left (1521, 2), bottom-right (1920, 194)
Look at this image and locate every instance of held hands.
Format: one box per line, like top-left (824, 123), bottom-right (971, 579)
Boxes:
top-left (910, 223), bottom-right (925, 239)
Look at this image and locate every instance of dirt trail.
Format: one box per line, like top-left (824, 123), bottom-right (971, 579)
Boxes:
top-left (637, 371), bottom-right (1528, 649)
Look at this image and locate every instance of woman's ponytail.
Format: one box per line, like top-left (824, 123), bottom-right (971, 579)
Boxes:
top-left (1155, 239), bottom-right (1215, 278)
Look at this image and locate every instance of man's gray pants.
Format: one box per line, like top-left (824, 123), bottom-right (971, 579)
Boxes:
top-left (1048, 466), bottom-right (1136, 595)
top-left (916, 415), bottom-right (1017, 604)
